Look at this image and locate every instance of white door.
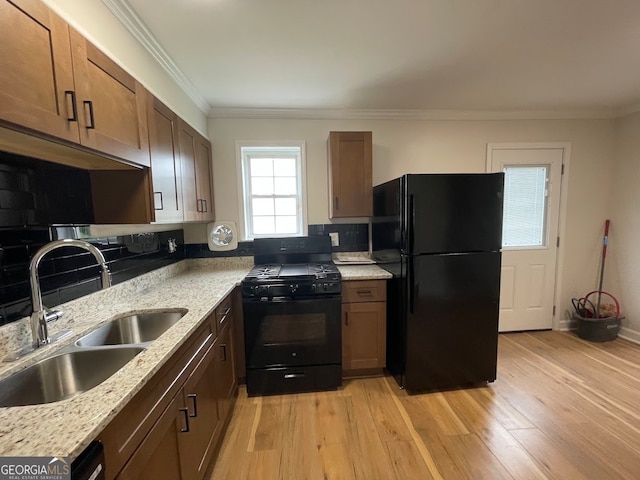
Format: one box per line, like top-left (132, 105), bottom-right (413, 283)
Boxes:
top-left (488, 146), bottom-right (564, 332)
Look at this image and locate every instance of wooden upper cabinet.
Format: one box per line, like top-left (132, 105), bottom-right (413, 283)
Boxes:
top-left (178, 120), bottom-right (214, 222)
top-left (328, 131), bottom-right (373, 218)
top-left (69, 28), bottom-right (151, 167)
top-left (195, 136), bottom-right (214, 221)
top-left (0, 0), bottom-right (79, 143)
top-left (148, 97), bottom-right (183, 223)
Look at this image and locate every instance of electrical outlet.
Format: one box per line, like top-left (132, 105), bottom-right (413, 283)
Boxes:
top-left (329, 232), bottom-right (339, 246)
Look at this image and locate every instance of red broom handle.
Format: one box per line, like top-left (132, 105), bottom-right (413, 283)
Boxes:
top-left (596, 219), bottom-right (611, 317)
top-left (602, 219), bottom-right (610, 260)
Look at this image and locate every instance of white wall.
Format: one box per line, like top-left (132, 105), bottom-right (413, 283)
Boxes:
top-left (42, 0), bottom-right (208, 136)
top-left (609, 112), bottom-right (640, 341)
top-left (206, 116), bottom-right (616, 327)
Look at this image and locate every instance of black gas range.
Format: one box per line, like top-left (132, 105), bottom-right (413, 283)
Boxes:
top-left (242, 236), bottom-right (342, 396)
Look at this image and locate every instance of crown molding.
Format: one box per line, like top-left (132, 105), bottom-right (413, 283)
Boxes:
top-left (101, 0), bottom-right (210, 114)
top-left (208, 107), bottom-right (619, 121)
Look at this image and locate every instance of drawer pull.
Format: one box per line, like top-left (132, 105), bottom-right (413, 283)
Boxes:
top-left (221, 344), bottom-right (227, 361)
top-left (83, 100), bottom-right (95, 129)
top-left (345, 312), bottom-right (349, 326)
top-left (284, 373), bottom-right (305, 379)
top-left (179, 407), bottom-right (190, 432)
top-left (187, 393), bottom-right (197, 417)
top-left (65, 90), bottom-right (78, 121)
top-left (356, 289), bottom-right (372, 295)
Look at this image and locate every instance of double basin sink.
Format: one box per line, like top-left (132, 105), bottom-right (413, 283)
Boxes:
top-left (0, 309), bottom-right (187, 408)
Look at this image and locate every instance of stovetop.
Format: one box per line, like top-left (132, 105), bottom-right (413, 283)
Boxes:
top-left (242, 262), bottom-right (341, 298)
top-left (244, 263), bottom-right (341, 282)
top-left (243, 236), bottom-right (341, 298)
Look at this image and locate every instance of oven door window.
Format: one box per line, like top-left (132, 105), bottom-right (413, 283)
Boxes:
top-left (244, 297), bottom-right (341, 368)
top-left (261, 313), bottom-right (326, 346)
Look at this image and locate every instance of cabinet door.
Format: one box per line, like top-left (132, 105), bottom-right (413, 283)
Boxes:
top-left (342, 301), bottom-right (387, 370)
top-left (215, 322), bottom-right (236, 423)
top-left (195, 136), bottom-right (214, 221)
top-left (148, 97), bottom-right (183, 223)
top-left (178, 120), bottom-right (199, 221)
top-left (69, 28), bottom-right (150, 167)
top-left (0, 0), bottom-right (79, 143)
top-left (328, 131), bottom-right (372, 218)
top-left (178, 341), bottom-right (220, 480)
top-left (179, 120), bottom-right (214, 222)
top-left (116, 394), bottom-right (183, 480)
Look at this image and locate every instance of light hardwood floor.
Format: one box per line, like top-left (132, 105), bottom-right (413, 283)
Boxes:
top-left (209, 332), bottom-right (640, 480)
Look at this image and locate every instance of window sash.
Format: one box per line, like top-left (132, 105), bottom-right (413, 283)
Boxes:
top-left (240, 145), bottom-right (305, 239)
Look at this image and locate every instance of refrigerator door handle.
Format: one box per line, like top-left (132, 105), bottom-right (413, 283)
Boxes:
top-left (408, 194), bottom-right (415, 253)
top-left (409, 258), bottom-right (415, 314)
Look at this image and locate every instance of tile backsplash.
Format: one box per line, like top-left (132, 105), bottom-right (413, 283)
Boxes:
top-left (0, 152), bottom-right (94, 226)
top-left (0, 227), bottom-right (184, 326)
top-left (186, 223), bottom-right (370, 258)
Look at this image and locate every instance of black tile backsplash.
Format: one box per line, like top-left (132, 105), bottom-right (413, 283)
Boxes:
top-left (0, 227), bottom-right (184, 327)
top-left (0, 152), bottom-right (94, 227)
top-left (307, 223), bottom-right (369, 252)
top-left (185, 223), bottom-right (370, 258)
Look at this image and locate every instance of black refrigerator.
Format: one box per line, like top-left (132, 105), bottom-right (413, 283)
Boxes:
top-left (372, 173), bottom-right (504, 391)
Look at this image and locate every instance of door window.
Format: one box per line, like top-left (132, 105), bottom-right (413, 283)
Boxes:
top-left (502, 165), bottom-right (548, 248)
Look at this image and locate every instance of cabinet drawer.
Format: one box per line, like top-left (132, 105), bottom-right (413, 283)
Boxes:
top-left (342, 280), bottom-right (386, 303)
top-left (215, 294), bottom-right (232, 331)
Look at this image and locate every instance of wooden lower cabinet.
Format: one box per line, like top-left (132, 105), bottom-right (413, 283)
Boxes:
top-left (102, 291), bottom-right (239, 480)
top-left (177, 339), bottom-right (220, 480)
top-left (214, 322), bottom-right (235, 423)
top-left (115, 394), bottom-right (183, 480)
top-left (342, 280), bottom-right (387, 374)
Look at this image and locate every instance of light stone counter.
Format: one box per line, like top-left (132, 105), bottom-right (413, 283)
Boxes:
top-left (0, 257), bottom-right (253, 460)
top-left (337, 264), bottom-right (392, 280)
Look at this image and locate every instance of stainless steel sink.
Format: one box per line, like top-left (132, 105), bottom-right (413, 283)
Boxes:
top-left (0, 347), bottom-right (144, 407)
top-left (75, 310), bottom-right (187, 347)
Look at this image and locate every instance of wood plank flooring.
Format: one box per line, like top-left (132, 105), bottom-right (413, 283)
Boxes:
top-left (209, 332), bottom-right (640, 480)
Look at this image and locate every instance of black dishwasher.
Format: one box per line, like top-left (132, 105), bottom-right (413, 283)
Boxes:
top-left (71, 441), bottom-right (105, 480)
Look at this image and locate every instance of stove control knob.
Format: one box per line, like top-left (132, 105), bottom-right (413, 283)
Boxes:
top-left (322, 283), bottom-right (328, 291)
top-left (289, 284), bottom-right (299, 293)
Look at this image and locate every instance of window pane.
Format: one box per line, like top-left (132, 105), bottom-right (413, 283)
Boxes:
top-left (251, 177), bottom-right (274, 195)
top-left (274, 177), bottom-right (297, 195)
top-left (502, 166), bottom-right (547, 247)
top-left (253, 198), bottom-right (274, 215)
top-left (275, 216), bottom-right (297, 234)
top-left (253, 216), bottom-right (275, 235)
top-left (273, 158), bottom-right (296, 176)
top-left (274, 197), bottom-right (297, 215)
top-left (250, 157), bottom-right (273, 176)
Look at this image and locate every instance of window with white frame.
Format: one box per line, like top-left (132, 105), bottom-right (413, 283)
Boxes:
top-left (239, 143), bottom-right (306, 239)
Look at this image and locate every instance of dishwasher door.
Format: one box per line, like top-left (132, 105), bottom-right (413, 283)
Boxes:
top-left (71, 441), bottom-right (105, 480)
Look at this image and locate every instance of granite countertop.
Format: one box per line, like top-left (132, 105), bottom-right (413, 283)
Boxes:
top-left (337, 264), bottom-right (392, 280)
top-left (0, 258), bottom-right (252, 460)
top-left (0, 257), bottom-right (390, 460)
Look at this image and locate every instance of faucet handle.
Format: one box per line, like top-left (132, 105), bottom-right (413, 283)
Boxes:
top-left (44, 309), bottom-right (64, 323)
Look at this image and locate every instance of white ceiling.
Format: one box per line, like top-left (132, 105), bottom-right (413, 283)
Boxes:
top-left (116, 0), bottom-right (640, 117)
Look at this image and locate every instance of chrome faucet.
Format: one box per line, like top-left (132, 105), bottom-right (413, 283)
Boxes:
top-left (30, 239), bottom-right (112, 348)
